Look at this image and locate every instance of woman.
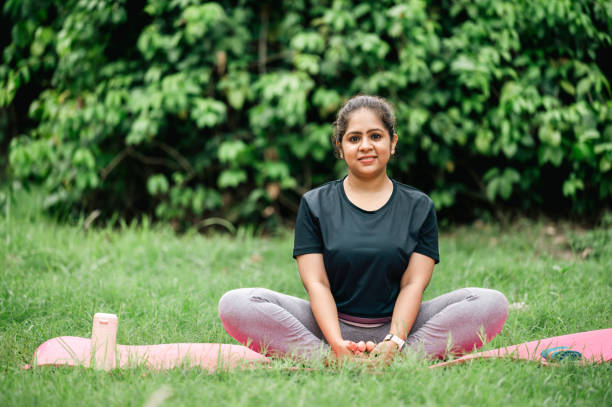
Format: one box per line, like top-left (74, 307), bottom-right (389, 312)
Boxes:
top-left (218, 95), bottom-right (508, 362)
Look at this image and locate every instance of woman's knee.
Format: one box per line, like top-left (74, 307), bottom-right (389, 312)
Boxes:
top-left (468, 287), bottom-right (509, 334)
top-left (218, 287), bottom-right (274, 322)
top-left (218, 288), bottom-right (252, 323)
top-left (483, 288), bottom-right (508, 317)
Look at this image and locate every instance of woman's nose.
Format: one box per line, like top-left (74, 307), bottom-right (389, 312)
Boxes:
top-left (359, 137), bottom-right (373, 150)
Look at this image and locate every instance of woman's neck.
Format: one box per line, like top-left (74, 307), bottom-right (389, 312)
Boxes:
top-left (345, 171), bottom-right (391, 194)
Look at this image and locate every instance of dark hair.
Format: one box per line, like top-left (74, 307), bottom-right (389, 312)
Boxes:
top-left (332, 95), bottom-right (396, 158)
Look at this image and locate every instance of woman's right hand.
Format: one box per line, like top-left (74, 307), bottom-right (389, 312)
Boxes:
top-left (331, 339), bottom-right (358, 360)
top-left (332, 339), bottom-right (377, 358)
top-left (326, 340), bottom-right (379, 367)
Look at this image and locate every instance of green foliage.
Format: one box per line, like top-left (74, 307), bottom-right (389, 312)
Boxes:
top-left (1, 0), bottom-right (611, 226)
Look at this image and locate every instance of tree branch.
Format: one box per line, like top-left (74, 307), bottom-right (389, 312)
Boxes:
top-left (258, 3), bottom-right (269, 74)
top-left (156, 142), bottom-right (195, 178)
top-left (128, 149), bottom-right (179, 169)
top-left (100, 147), bottom-right (132, 181)
top-left (101, 145), bottom-right (197, 182)
top-left (278, 191), bottom-right (300, 214)
top-left (466, 167), bottom-right (508, 225)
top-left (248, 51), bottom-right (293, 70)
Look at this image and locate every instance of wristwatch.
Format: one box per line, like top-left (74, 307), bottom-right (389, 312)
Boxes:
top-left (383, 334), bottom-right (406, 351)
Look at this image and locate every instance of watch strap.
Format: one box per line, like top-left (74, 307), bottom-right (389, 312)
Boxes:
top-left (383, 334), bottom-right (406, 351)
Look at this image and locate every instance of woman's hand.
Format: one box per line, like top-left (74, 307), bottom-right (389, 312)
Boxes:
top-left (326, 339), bottom-right (383, 366)
top-left (364, 341), bottom-right (376, 353)
top-left (371, 340), bottom-right (400, 363)
top-left (330, 339), bottom-right (358, 359)
top-left (327, 340), bottom-right (374, 363)
top-left (350, 340), bottom-right (376, 356)
top-left (324, 339), bottom-right (357, 366)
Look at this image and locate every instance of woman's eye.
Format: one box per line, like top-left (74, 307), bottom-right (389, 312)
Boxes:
top-left (371, 133), bottom-right (382, 140)
top-left (349, 136), bottom-right (360, 142)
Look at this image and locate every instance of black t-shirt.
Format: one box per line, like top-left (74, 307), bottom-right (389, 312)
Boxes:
top-left (293, 177), bottom-right (440, 318)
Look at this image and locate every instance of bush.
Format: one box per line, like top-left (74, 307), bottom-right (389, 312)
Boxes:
top-left (1, 0), bottom-right (611, 227)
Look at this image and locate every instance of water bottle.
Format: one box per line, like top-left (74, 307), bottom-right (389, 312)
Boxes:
top-left (91, 313), bottom-right (118, 370)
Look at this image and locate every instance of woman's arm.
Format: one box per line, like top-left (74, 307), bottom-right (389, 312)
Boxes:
top-left (391, 252), bottom-right (435, 339)
top-left (373, 252), bottom-right (435, 358)
top-left (296, 253), bottom-right (355, 358)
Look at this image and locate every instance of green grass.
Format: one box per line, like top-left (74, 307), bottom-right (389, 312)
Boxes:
top-left (1, 190), bottom-right (611, 406)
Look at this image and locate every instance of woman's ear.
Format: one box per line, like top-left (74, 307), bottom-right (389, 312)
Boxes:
top-left (336, 141), bottom-right (344, 159)
top-left (391, 133), bottom-right (398, 155)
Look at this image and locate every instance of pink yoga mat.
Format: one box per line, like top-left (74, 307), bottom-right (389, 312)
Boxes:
top-left (25, 336), bottom-right (270, 372)
top-left (26, 328), bottom-right (610, 371)
top-left (430, 328), bottom-right (612, 368)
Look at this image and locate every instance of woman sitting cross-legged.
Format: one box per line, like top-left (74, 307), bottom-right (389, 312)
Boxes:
top-left (218, 95), bottom-right (508, 362)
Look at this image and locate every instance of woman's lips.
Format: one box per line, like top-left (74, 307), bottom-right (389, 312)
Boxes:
top-left (359, 156), bottom-right (376, 164)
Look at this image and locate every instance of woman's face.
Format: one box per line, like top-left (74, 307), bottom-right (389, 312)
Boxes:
top-left (338, 108), bottom-right (398, 179)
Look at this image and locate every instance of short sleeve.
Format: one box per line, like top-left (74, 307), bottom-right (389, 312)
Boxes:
top-left (293, 197), bottom-right (324, 258)
top-left (413, 203), bottom-right (440, 264)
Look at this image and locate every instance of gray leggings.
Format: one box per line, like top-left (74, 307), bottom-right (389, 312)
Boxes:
top-left (218, 287), bottom-right (508, 359)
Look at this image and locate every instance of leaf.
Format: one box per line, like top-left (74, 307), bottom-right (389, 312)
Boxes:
top-left (486, 178), bottom-right (500, 201)
top-left (261, 161), bottom-right (290, 180)
top-left (538, 126), bottom-right (561, 146)
top-left (451, 55), bottom-right (476, 72)
top-left (127, 114), bottom-right (157, 145)
top-left (538, 146), bottom-right (564, 167)
top-left (147, 174), bottom-right (169, 195)
top-left (312, 88), bottom-right (341, 116)
top-left (218, 140), bottom-right (247, 163)
top-left (181, 3), bottom-right (226, 44)
top-left (560, 80), bottom-right (575, 95)
top-left (218, 169), bottom-right (247, 188)
top-left (192, 187), bottom-right (206, 215)
top-left (431, 60), bottom-right (445, 73)
top-left (594, 142), bottom-right (612, 154)
top-left (73, 148), bottom-right (95, 169)
top-left (600, 157), bottom-right (612, 173)
top-left (290, 32), bottom-right (325, 53)
top-left (191, 98), bottom-right (226, 128)
top-left (227, 90), bottom-right (245, 110)
top-left (485, 168), bottom-right (520, 200)
top-left (475, 128), bottom-right (493, 154)
top-left (563, 175), bottom-right (584, 197)
top-left (576, 77), bottom-right (591, 97)
top-left (293, 54), bottom-right (320, 75)
top-left (578, 129), bottom-right (599, 143)
top-left (219, 71), bottom-right (251, 110)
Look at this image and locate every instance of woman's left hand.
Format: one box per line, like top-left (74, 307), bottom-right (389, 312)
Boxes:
top-left (370, 340), bottom-right (400, 363)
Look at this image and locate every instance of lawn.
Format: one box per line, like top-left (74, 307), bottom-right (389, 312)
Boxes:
top-left (1, 191), bottom-right (611, 406)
